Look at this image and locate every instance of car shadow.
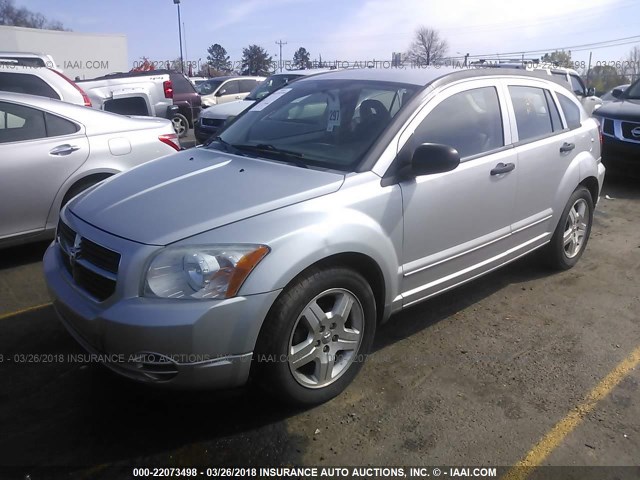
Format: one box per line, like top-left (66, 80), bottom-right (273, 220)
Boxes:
top-left (0, 240), bottom-right (50, 271)
top-left (0, 253), bottom-right (554, 472)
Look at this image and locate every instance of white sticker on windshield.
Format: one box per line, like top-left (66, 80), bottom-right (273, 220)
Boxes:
top-left (326, 93), bottom-right (341, 132)
top-left (250, 88), bottom-right (292, 112)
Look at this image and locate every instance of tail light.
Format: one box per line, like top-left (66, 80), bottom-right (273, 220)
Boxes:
top-left (163, 80), bottom-right (174, 99)
top-left (49, 68), bottom-right (92, 107)
top-left (159, 133), bottom-right (180, 151)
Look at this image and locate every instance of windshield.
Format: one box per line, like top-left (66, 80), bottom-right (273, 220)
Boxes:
top-left (624, 80), bottom-right (640, 99)
top-left (246, 74), bottom-right (303, 101)
top-left (209, 79), bottom-right (418, 171)
top-left (196, 79), bottom-right (224, 95)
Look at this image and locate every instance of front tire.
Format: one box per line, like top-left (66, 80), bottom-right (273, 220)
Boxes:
top-left (254, 267), bottom-right (376, 406)
top-left (545, 186), bottom-right (594, 270)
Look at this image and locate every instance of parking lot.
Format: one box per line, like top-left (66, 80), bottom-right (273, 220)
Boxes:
top-left (0, 170), bottom-right (638, 475)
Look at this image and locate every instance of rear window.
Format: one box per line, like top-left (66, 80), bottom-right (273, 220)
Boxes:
top-left (0, 72), bottom-right (60, 99)
top-left (170, 73), bottom-right (196, 94)
top-left (0, 57), bottom-right (47, 68)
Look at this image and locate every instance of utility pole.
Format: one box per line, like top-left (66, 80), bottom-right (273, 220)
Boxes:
top-left (173, 0), bottom-right (184, 73)
top-left (276, 40), bottom-right (287, 72)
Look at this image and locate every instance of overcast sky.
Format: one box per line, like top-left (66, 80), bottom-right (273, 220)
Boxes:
top-left (17, 0), bottom-right (640, 69)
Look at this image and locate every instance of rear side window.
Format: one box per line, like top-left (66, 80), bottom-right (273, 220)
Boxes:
top-left (509, 86), bottom-right (554, 142)
top-left (45, 112), bottom-right (79, 137)
top-left (0, 101), bottom-right (47, 143)
top-left (557, 93), bottom-right (581, 130)
top-left (0, 72), bottom-right (60, 99)
top-left (240, 79), bottom-right (260, 92)
top-left (414, 86), bottom-right (504, 159)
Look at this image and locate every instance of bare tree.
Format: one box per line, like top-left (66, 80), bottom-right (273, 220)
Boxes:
top-left (0, 0), bottom-right (67, 30)
top-left (623, 45), bottom-right (640, 83)
top-left (406, 26), bottom-right (448, 66)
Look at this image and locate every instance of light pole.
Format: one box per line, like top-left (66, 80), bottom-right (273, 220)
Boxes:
top-left (173, 0), bottom-right (184, 73)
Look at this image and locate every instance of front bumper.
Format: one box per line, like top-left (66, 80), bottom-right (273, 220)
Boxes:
top-left (601, 136), bottom-right (640, 167)
top-left (44, 242), bottom-right (281, 389)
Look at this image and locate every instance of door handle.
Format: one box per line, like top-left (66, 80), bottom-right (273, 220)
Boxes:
top-left (49, 144), bottom-right (80, 156)
top-left (560, 142), bottom-right (575, 153)
top-left (490, 162), bottom-right (515, 175)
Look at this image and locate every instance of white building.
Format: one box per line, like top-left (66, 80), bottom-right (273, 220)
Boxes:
top-left (0, 25), bottom-right (127, 80)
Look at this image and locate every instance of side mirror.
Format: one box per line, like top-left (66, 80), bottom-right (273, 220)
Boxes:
top-left (587, 87), bottom-right (595, 97)
top-left (611, 87), bottom-right (624, 99)
top-left (411, 143), bottom-right (460, 177)
top-left (216, 89), bottom-right (226, 97)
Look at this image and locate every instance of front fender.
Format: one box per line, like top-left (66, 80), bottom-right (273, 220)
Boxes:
top-left (183, 173), bottom-right (404, 316)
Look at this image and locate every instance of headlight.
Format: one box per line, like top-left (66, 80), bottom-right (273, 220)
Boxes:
top-left (144, 244), bottom-right (269, 300)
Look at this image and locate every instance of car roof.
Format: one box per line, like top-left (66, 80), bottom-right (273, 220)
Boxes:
top-left (295, 66), bottom-right (559, 87)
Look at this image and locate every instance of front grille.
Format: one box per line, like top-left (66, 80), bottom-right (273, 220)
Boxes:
top-left (603, 118), bottom-right (614, 136)
top-left (57, 220), bottom-right (120, 302)
top-left (201, 118), bottom-right (224, 127)
top-left (81, 237), bottom-right (120, 274)
top-left (621, 121), bottom-right (640, 140)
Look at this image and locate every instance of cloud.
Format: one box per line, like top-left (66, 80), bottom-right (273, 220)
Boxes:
top-left (319, 0), bottom-right (626, 60)
top-left (207, 0), bottom-right (303, 31)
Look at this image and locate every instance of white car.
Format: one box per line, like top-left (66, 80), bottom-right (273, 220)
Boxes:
top-left (197, 76), bottom-right (265, 108)
top-left (0, 92), bottom-right (180, 248)
top-left (0, 51), bottom-right (60, 71)
top-left (0, 64), bottom-right (92, 107)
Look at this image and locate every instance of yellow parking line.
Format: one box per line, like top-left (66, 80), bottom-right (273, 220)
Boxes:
top-left (0, 302), bottom-right (52, 321)
top-left (503, 344), bottom-right (640, 480)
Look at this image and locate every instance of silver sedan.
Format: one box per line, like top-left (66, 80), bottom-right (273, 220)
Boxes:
top-left (0, 92), bottom-right (180, 248)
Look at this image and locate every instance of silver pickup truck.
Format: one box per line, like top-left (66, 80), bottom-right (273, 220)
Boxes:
top-left (77, 69), bottom-right (202, 137)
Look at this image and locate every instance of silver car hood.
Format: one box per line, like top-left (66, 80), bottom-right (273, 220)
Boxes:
top-left (69, 149), bottom-right (345, 245)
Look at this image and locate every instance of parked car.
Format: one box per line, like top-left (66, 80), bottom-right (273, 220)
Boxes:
top-left (0, 64), bottom-right (92, 106)
top-left (188, 76), bottom-right (209, 87)
top-left (195, 69), bottom-right (333, 143)
top-left (600, 84), bottom-right (630, 104)
top-left (474, 60), bottom-right (602, 114)
top-left (197, 76), bottom-right (265, 108)
top-left (593, 78), bottom-right (640, 168)
top-left (77, 69), bottom-right (201, 138)
top-left (45, 67), bottom-right (604, 405)
top-left (0, 51), bottom-right (59, 71)
top-left (0, 92), bottom-right (180, 248)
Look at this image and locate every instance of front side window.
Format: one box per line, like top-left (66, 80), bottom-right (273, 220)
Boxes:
top-left (413, 86), bottom-right (504, 158)
top-left (509, 86), bottom-right (554, 142)
top-left (220, 80), bottom-right (239, 95)
top-left (557, 93), bottom-right (581, 130)
top-left (0, 101), bottom-right (47, 143)
top-left (196, 80), bottom-right (223, 95)
top-left (212, 79), bottom-right (418, 171)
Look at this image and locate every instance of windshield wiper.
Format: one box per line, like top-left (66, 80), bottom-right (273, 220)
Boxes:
top-left (231, 143), bottom-right (308, 168)
top-left (207, 136), bottom-right (241, 154)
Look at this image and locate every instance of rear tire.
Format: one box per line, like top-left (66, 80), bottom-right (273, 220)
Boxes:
top-left (171, 113), bottom-right (189, 138)
top-left (545, 186), bottom-right (594, 270)
top-left (253, 267), bottom-right (376, 406)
